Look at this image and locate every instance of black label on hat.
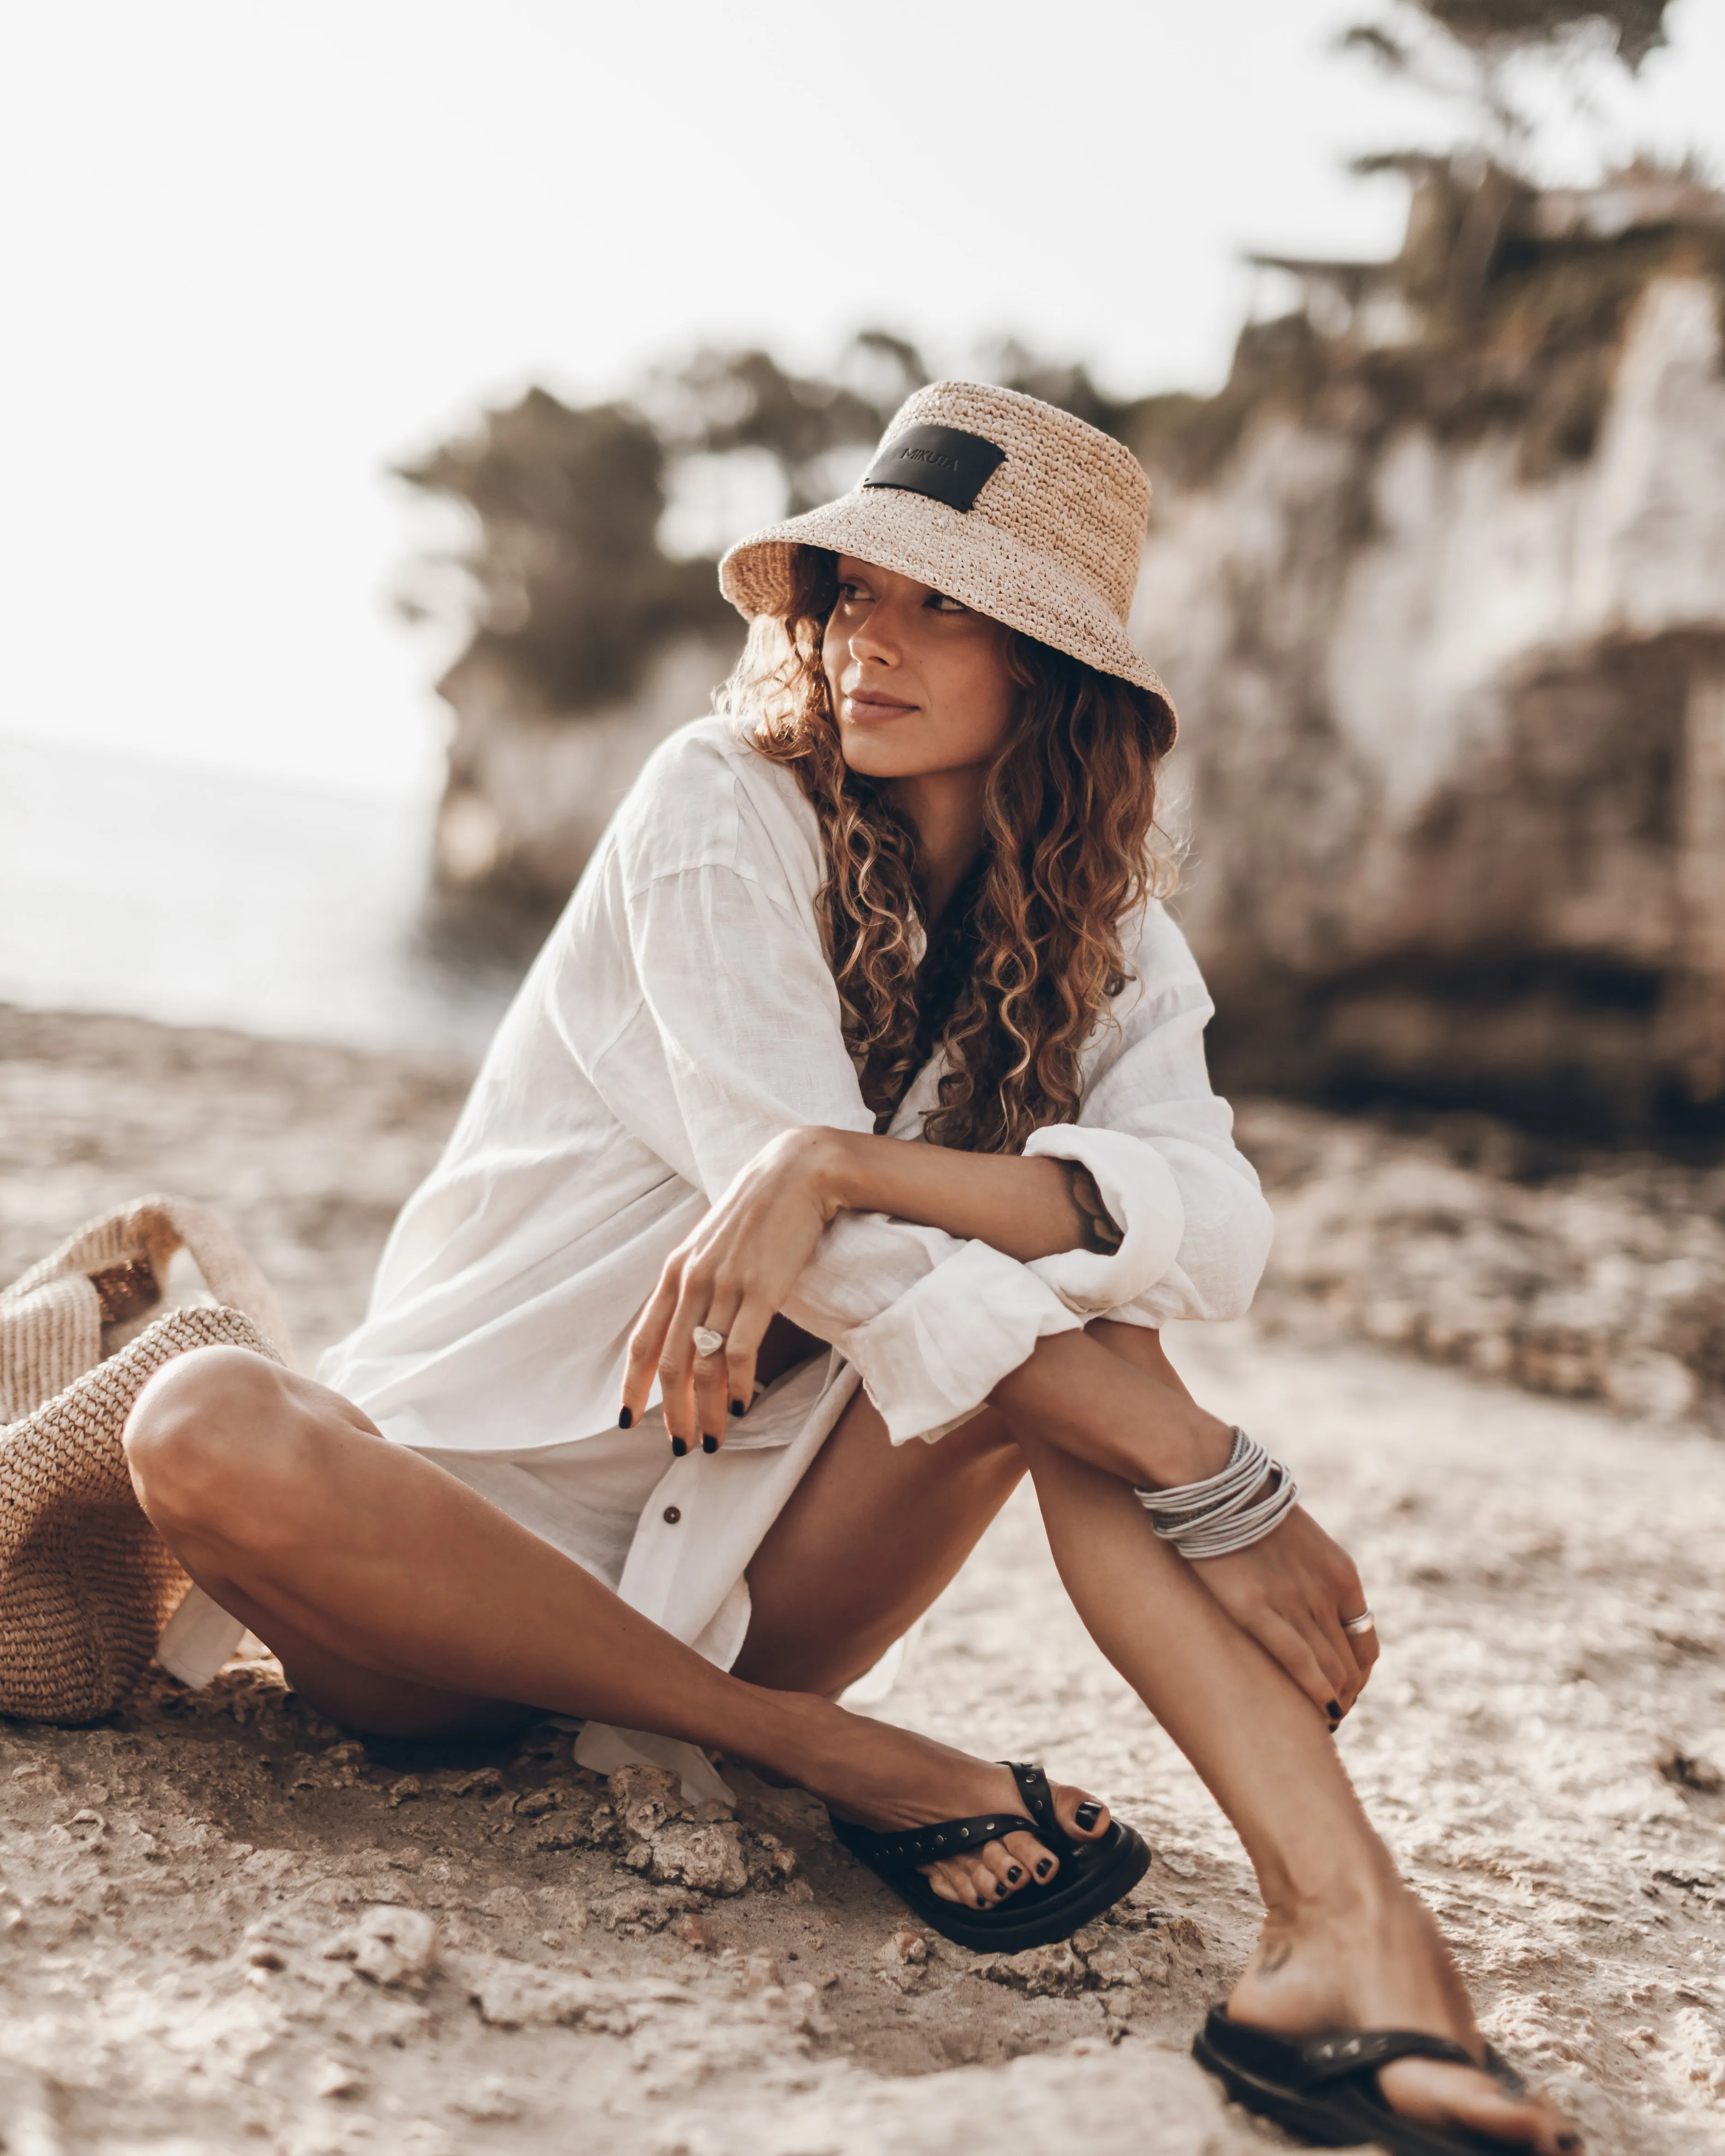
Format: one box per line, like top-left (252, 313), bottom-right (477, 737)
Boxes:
top-left (862, 423), bottom-right (1006, 512)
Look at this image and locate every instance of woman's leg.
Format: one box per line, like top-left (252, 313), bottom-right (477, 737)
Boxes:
top-left (1010, 1426), bottom-right (1570, 2150)
top-left (120, 1345), bottom-right (1080, 1873)
top-left (735, 1346), bottom-right (1573, 2153)
top-left (735, 1399), bottom-right (1025, 1698)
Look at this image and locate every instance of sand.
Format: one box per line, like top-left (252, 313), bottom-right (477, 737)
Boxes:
top-left (0, 1005), bottom-right (1721, 2155)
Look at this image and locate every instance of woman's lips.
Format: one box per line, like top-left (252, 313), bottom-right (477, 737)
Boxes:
top-left (843, 691), bottom-right (917, 721)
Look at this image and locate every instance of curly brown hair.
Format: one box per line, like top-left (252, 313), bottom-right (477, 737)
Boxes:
top-left (728, 547), bottom-right (1177, 1154)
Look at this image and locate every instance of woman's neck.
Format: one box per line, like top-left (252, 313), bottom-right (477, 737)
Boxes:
top-left (888, 769), bottom-right (988, 928)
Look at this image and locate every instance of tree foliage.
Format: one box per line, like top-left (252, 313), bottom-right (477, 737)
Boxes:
top-left (1346, 0), bottom-right (1669, 70)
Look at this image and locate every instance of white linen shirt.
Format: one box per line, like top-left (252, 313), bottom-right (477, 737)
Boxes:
top-left (314, 714), bottom-right (1273, 1689)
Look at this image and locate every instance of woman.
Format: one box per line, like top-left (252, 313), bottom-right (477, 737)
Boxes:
top-left (124, 384), bottom-right (1576, 2155)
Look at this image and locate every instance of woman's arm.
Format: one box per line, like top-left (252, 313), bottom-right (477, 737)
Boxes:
top-left (620, 1133), bottom-right (1374, 1724)
top-left (622, 1123), bottom-right (1229, 1485)
top-left (815, 1126), bottom-right (1122, 1263)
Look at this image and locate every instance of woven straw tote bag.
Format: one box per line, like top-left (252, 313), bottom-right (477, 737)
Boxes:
top-left (0, 1196), bottom-right (292, 1723)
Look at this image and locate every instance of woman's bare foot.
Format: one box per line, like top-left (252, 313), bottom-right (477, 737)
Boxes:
top-left (1227, 1875), bottom-right (1579, 2153)
top-left (793, 1701), bottom-right (1111, 1910)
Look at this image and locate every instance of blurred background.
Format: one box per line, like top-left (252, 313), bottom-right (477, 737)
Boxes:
top-left (4, 0), bottom-right (1725, 1420)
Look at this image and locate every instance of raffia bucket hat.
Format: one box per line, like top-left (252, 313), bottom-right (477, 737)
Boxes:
top-left (0, 1197), bottom-right (289, 1723)
top-left (719, 378), bottom-right (1174, 721)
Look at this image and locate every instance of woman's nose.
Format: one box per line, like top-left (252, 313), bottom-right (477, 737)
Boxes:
top-left (849, 600), bottom-right (904, 666)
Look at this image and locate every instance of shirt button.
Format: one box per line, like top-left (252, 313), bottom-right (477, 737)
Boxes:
top-left (662, 1506), bottom-right (681, 1524)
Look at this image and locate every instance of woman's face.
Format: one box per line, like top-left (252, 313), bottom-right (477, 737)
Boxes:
top-left (821, 554), bottom-right (1017, 782)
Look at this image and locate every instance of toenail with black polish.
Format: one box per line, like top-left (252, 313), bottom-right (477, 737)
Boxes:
top-left (1326, 1700), bottom-right (1342, 1719)
top-left (670, 1436), bottom-right (687, 1457)
top-left (1035, 1858), bottom-right (1052, 1877)
top-left (1074, 1800), bottom-right (1101, 1831)
top-left (730, 1399), bottom-right (745, 1417)
top-left (995, 1881), bottom-right (1009, 1897)
top-left (1007, 1865), bottom-right (1022, 1881)
top-left (702, 1433), bottom-right (717, 1453)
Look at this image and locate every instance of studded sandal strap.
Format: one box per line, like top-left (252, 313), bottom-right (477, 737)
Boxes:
top-left (1296, 2029), bottom-right (1480, 2088)
top-left (1004, 1761), bottom-right (1072, 1854)
top-left (842, 1809), bottom-right (1039, 1866)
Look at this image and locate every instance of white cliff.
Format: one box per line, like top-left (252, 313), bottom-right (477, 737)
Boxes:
top-left (1135, 167), bottom-right (1725, 1135)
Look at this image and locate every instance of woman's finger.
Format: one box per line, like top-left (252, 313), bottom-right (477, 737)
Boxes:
top-left (1314, 1599), bottom-right (1366, 1715)
top-left (690, 1283), bottom-right (744, 1450)
top-left (658, 1265), bottom-right (718, 1453)
top-left (1345, 1612), bottom-right (1382, 1689)
top-left (1252, 1607), bottom-right (1345, 1722)
top-left (622, 1259), bottom-right (685, 1425)
top-left (720, 1289), bottom-right (776, 1430)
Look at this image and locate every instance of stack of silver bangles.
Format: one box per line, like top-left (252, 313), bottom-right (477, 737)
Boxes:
top-left (1135, 1426), bottom-right (1300, 1559)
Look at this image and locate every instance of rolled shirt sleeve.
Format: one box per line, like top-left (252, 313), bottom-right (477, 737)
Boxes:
top-left (1029, 906), bottom-right (1275, 1330)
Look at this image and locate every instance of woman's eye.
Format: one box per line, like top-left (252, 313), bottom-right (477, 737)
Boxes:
top-left (836, 581), bottom-right (866, 603)
top-left (927, 592), bottom-right (968, 614)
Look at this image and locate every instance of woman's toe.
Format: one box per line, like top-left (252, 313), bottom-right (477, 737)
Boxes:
top-left (1380, 2062), bottom-right (1576, 2153)
top-left (1052, 1783), bottom-right (1110, 1839)
top-left (921, 1859), bottom-right (968, 1906)
top-left (963, 1856), bottom-right (1003, 1907)
top-left (977, 1841), bottom-right (1028, 1900)
top-left (1002, 1828), bottom-right (1056, 1882)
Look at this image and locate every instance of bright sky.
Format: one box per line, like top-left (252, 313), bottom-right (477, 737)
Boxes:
top-left (3, 0), bottom-right (1720, 799)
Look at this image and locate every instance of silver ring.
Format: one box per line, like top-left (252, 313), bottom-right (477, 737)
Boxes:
top-left (1341, 1610), bottom-right (1376, 1636)
top-left (691, 1326), bottom-right (726, 1360)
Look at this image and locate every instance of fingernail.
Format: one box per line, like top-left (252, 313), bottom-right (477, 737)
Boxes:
top-left (618, 1406), bottom-right (633, 1430)
top-left (1326, 1700), bottom-right (1342, 1720)
top-left (1035, 1858), bottom-right (1052, 1877)
top-left (730, 1398), bottom-right (746, 1418)
top-left (995, 1881), bottom-right (1009, 1897)
top-left (1006, 1865), bottom-right (1022, 1881)
top-left (1074, 1801), bottom-right (1101, 1831)
top-left (670, 1436), bottom-right (687, 1457)
top-left (702, 1434), bottom-right (718, 1454)
top-left (1556, 2138), bottom-right (1580, 2152)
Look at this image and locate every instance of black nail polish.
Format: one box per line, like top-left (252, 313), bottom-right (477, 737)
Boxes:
top-left (1035, 1858), bottom-right (1052, 1877)
top-left (618, 1406), bottom-right (633, 1430)
top-left (670, 1436), bottom-right (687, 1457)
top-left (1556, 2137), bottom-right (1579, 2152)
top-left (995, 1881), bottom-right (1009, 1897)
top-left (1074, 1801), bottom-right (1101, 1831)
top-left (730, 1398), bottom-right (745, 1418)
top-left (1006, 1865), bottom-right (1022, 1881)
top-left (1327, 1700), bottom-right (1342, 1720)
top-left (702, 1434), bottom-right (718, 1454)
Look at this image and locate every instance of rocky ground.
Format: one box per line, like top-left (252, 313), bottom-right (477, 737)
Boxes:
top-left (1, 1005), bottom-right (1722, 2155)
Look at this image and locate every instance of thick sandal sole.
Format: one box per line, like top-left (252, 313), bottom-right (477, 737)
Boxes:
top-left (838, 1816), bottom-right (1151, 1954)
top-left (1191, 2027), bottom-right (1526, 2156)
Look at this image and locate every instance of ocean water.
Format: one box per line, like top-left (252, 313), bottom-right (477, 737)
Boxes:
top-left (0, 735), bottom-right (523, 1063)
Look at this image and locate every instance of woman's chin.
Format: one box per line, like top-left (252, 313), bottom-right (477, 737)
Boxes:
top-left (836, 731), bottom-right (918, 779)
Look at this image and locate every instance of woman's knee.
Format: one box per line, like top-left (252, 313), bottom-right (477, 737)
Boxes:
top-left (123, 1345), bottom-right (300, 1535)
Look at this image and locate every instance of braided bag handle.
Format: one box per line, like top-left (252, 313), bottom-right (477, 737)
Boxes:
top-left (0, 1198), bottom-right (293, 1722)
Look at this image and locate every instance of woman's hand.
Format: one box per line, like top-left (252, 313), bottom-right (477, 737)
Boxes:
top-left (1190, 1503), bottom-right (1379, 1725)
top-left (621, 1129), bottom-right (839, 1453)
top-left (1040, 1322), bottom-right (1379, 1724)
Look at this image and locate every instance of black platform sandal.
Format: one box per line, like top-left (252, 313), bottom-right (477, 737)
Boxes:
top-left (829, 1760), bottom-right (1150, 1954)
top-left (1193, 2006), bottom-right (1536, 2155)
